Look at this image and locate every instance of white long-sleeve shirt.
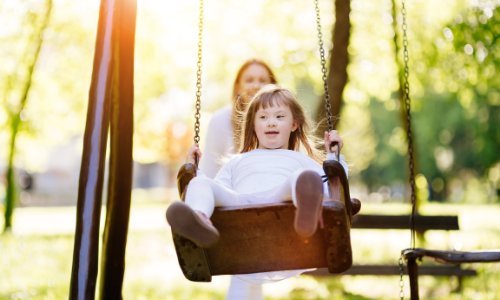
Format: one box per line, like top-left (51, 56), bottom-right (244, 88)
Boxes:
top-left (212, 148), bottom-right (348, 197)
top-left (199, 106), bottom-right (234, 179)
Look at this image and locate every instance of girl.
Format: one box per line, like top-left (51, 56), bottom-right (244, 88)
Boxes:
top-left (198, 60), bottom-right (277, 299)
top-left (200, 59), bottom-right (277, 178)
top-left (167, 84), bottom-right (348, 299)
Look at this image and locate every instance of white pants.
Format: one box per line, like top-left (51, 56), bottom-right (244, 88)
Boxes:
top-left (184, 168), bottom-right (311, 218)
top-left (184, 168), bottom-right (320, 300)
top-left (226, 276), bottom-right (263, 300)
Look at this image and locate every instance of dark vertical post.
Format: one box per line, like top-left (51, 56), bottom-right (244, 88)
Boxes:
top-left (315, 0), bottom-right (351, 133)
top-left (99, 0), bottom-right (137, 298)
top-left (407, 258), bottom-right (419, 300)
top-left (69, 0), bottom-right (120, 298)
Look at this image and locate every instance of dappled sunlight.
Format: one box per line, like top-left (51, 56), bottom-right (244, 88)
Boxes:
top-left (1, 0), bottom-right (499, 299)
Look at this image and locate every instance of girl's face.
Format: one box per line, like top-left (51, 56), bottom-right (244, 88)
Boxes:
top-left (237, 64), bottom-right (272, 103)
top-left (254, 102), bottom-right (298, 150)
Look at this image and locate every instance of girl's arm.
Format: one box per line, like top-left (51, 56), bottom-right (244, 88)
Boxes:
top-left (186, 143), bottom-right (202, 165)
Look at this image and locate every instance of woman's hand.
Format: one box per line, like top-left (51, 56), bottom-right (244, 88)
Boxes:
top-left (324, 131), bottom-right (343, 154)
top-left (186, 143), bottom-right (202, 165)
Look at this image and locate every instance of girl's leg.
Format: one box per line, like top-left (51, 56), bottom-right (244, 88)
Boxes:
top-left (274, 168), bottom-right (323, 237)
top-left (184, 176), bottom-right (245, 217)
top-left (167, 176), bottom-right (246, 247)
top-left (226, 276), bottom-right (263, 300)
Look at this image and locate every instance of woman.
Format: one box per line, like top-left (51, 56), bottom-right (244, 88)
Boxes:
top-left (199, 59), bottom-right (277, 179)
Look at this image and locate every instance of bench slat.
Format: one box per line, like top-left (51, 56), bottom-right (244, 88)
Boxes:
top-left (307, 265), bottom-right (477, 276)
top-left (352, 215), bottom-right (459, 230)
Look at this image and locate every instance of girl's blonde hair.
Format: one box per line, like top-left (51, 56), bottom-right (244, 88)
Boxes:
top-left (239, 84), bottom-right (324, 163)
top-left (231, 59), bottom-right (277, 151)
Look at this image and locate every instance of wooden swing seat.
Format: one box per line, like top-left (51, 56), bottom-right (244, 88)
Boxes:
top-left (170, 160), bottom-right (361, 282)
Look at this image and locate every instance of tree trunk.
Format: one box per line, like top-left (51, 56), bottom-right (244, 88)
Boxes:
top-left (3, 0), bottom-right (53, 233)
top-left (316, 0), bottom-right (351, 133)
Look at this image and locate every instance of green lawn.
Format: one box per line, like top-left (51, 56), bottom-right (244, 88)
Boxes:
top-left (1, 203), bottom-right (500, 299)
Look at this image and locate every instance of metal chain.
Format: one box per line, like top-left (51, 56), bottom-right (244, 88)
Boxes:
top-left (399, 255), bottom-right (405, 300)
top-left (314, 0), bottom-right (333, 132)
top-left (194, 0), bottom-right (204, 145)
top-left (401, 0), bottom-right (416, 250)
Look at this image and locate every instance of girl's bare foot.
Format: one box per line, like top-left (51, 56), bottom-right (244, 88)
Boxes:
top-left (166, 202), bottom-right (219, 247)
top-left (294, 171), bottom-right (323, 237)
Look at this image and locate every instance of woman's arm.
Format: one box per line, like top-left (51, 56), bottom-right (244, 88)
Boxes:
top-left (199, 108), bottom-right (233, 179)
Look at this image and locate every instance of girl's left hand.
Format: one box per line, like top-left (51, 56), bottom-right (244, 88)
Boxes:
top-left (186, 143), bottom-right (202, 165)
top-left (324, 130), bottom-right (343, 154)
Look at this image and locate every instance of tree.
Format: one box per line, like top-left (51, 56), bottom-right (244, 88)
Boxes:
top-left (2, 0), bottom-right (53, 232)
top-left (315, 0), bottom-right (351, 133)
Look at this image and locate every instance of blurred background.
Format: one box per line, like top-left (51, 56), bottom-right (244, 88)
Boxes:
top-left (0, 0), bottom-right (499, 299)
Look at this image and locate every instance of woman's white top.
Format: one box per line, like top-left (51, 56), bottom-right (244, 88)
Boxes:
top-left (200, 148), bottom-right (348, 284)
top-left (199, 106), bottom-right (234, 179)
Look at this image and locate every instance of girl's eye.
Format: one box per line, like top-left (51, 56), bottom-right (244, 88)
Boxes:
top-left (260, 116), bottom-right (266, 119)
top-left (277, 115), bottom-right (284, 118)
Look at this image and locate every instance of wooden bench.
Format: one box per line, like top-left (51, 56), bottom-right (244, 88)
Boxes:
top-left (306, 214), bottom-right (478, 287)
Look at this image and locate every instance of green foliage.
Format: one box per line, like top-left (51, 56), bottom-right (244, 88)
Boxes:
top-left (412, 2), bottom-right (500, 202)
top-left (0, 0), bottom-right (498, 206)
top-left (0, 0), bottom-right (96, 172)
top-left (340, 0), bottom-right (500, 203)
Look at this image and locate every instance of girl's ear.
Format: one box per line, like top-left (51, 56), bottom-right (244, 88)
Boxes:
top-left (291, 120), bottom-right (299, 132)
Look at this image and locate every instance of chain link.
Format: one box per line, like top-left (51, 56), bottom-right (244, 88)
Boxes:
top-left (194, 0), bottom-right (204, 145)
top-left (314, 0), bottom-right (333, 132)
top-left (401, 0), bottom-right (417, 250)
top-left (399, 255), bottom-right (405, 299)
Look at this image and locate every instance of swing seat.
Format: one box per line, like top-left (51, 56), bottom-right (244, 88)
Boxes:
top-left (170, 160), bottom-right (360, 282)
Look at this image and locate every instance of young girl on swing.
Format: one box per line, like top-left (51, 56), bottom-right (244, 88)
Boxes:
top-left (168, 83), bottom-right (347, 246)
top-left (167, 84), bottom-right (347, 298)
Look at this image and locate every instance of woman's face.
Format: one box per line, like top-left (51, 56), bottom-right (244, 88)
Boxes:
top-left (237, 64), bottom-right (272, 103)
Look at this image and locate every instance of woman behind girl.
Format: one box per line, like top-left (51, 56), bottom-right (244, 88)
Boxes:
top-left (167, 84), bottom-right (348, 299)
top-left (200, 59), bottom-right (277, 179)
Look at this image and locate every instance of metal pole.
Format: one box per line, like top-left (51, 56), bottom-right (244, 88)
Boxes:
top-left (99, 0), bottom-right (137, 298)
top-left (69, 0), bottom-right (120, 298)
top-left (407, 258), bottom-right (419, 300)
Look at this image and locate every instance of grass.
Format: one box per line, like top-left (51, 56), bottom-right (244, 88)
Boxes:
top-left (1, 203), bottom-right (500, 299)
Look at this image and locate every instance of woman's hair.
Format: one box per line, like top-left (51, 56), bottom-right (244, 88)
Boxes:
top-left (231, 59), bottom-right (277, 150)
top-left (239, 84), bottom-right (324, 163)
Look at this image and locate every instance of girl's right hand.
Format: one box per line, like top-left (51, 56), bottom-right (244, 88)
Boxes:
top-left (324, 130), bottom-right (343, 154)
top-left (186, 143), bottom-right (202, 165)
